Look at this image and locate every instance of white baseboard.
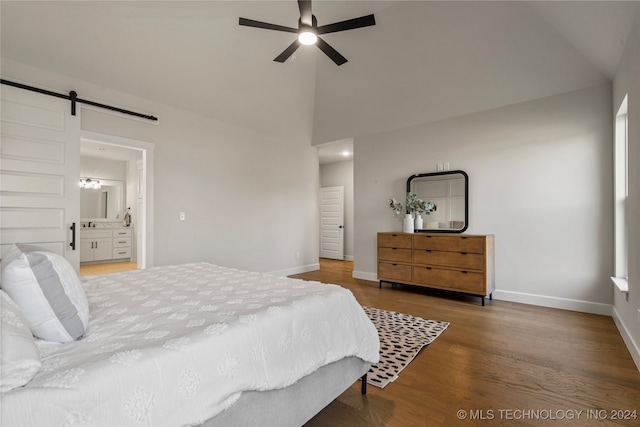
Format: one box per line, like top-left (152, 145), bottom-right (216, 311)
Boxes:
top-left (269, 263), bottom-right (319, 277)
top-left (492, 289), bottom-right (612, 316)
top-left (612, 306), bottom-right (640, 371)
top-left (352, 270), bottom-right (378, 282)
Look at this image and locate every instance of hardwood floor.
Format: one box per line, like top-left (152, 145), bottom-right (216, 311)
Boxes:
top-left (79, 261), bottom-right (137, 276)
top-left (294, 259), bottom-right (640, 427)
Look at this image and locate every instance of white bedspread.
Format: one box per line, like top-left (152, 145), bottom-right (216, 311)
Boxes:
top-left (1, 263), bottom-right (379, 426)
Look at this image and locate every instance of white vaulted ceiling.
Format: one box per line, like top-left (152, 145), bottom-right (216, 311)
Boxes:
top-left (311, 0), bottom-right (638, 143)
top-left (2, 1), bottom-right (639, 146)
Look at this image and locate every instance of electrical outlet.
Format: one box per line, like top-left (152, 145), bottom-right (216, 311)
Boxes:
top-left (436, 163), bottom-right (443, 171)
top-left (179, 211), bottom-right (186, 221)
top-left (444, 162), bottom-right (450, 171)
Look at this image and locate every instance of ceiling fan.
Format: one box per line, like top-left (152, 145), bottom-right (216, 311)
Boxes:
top-left (239, 0), bottom-right (376, 66)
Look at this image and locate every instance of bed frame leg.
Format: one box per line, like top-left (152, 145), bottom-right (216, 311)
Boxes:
top-left (361, 373), bottom-right (367, 394)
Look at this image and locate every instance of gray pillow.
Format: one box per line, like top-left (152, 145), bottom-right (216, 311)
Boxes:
top-left (1, 244), bottom-right (89, 342)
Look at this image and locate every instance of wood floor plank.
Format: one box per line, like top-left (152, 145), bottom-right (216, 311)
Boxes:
top-left (295, 259), bottom-right (640, 427)
top-left (79, 261), bottom-right (137, 276)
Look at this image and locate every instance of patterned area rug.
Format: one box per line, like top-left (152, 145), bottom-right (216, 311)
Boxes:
top-left (363, 306), bottom-right (449, 389)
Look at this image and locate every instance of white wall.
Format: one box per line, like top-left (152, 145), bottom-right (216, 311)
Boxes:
top-left (81, 156), bottom-right (126, 181)
top-left (320, 160), bottom-right (354, 261)
top-left (354, 84), bottom-right (613, 314)
top-left (613, 12), bottom-right (640, 368)
top-left (2, 59), bottom-right (320, 275)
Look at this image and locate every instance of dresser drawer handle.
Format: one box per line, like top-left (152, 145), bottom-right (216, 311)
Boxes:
top-left (392, 263), bottom-right (398, 266)
top-left (425, 267), bottom-right (432, 270)
top-left (461, 252), bottom-right (467, 255)
top-left (425, 250), bottom-right (432, 253)
top-left (391, 234), bottom-right (398, 237)
top-left (460, 271), bottom-right (468, 274)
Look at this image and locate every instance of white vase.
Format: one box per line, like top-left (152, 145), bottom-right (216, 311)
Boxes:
top-left (403, 214), bottom-right (414, 233)
top-left (414, 214), bottom-right (423, 230)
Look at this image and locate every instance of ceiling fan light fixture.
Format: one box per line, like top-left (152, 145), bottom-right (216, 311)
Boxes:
top-left (239, 0), bottom-right (376, 65)
top-left (298, 30), bottom-right (317, 45)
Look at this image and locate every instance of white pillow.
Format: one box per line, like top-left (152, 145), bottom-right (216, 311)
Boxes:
top-left (1, 244), bottom-right (89, 343)
top-left (0, 290), bottom-right (42, 392)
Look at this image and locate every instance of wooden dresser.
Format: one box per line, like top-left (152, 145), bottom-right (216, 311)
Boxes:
top-left (377, 232), bottom-right (495, 305)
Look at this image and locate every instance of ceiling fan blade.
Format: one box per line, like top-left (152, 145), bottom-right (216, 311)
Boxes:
top-left (239, 17), bottom-right (298, 33)
top-left (298, 0), bottom-right (313, 26)
top-left (316, 37), bottom-right (347, 66)
top-left (317, 14), bottom-right (376, 35)
top-left (274, 40), bottom-right (301, 63)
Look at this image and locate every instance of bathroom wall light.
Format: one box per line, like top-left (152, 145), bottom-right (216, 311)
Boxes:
top-left (79, 178), bottom-right (101, 189)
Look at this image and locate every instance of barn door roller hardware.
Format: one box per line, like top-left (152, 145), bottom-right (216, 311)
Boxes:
top-left (0, 79), bottom-right (158, 121)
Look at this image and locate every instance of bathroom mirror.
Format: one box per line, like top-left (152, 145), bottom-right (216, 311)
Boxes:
top-left (80, 179), bottom-right (124, 221)
top-left (406, 170), bottom-right (468, 233)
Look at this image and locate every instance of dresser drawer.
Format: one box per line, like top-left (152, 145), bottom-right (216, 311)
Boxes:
top-left (378, 247), bottom-right (412, 263)
top-left (412, 250), bottom-right (484, 270)
top-left (80, 229), bottom-right (112, 239)
top-left (378, 233), bottom-right (412, 249)
top-left (378, 262), bottom-right (412, 282)
top-left (413, 235), bottom-right (485, 254)
top-left (112, 248), bottom-right (131, 259)
top-left (112, 237), bottom-right (131, 248)
top-left (413, 266), bottom-right (486, 295)
top-left (112, 229), bottom-right (132, 237)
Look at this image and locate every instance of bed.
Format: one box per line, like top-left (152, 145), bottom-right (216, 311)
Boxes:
top-left (1, 248), bottom-right (380, 427)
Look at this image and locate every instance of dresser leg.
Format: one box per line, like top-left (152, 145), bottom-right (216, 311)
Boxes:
top-left (482, 296), bottom-right (485, 306)
top-left (489, 293), bottom-right (493, 300)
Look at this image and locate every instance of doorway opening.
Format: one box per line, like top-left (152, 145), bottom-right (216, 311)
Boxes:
top-left (80, 131), bottom-right (155, 270)
top-left (318, 138), bottom-right (354, 262)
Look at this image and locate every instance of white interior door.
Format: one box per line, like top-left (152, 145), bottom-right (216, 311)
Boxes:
top-left (319, 186), bottom-right (344, 260)
top-left (1, 85), bottom-right (81, 270)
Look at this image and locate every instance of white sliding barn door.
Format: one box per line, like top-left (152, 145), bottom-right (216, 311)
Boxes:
top-left (1, 85), bottom-right (81, 270)
top-left (319, 186), bottom-right (344, 260)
